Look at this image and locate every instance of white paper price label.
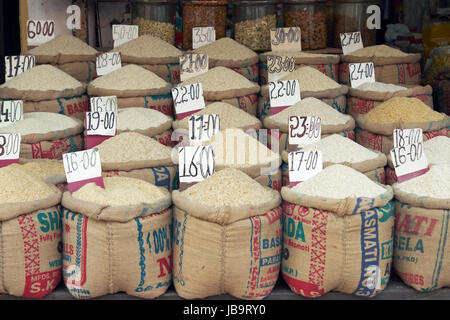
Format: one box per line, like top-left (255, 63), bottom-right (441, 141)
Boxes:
top-left (27, 20), bottom-right (55, 46)
top-left (63, 148), bottom-right (104, 193)
top-left (393, 128), bottom-right (423, 149)
top-left (86, 111), bottom-right (116, 136)
top-left (289, 116), bottom-right (321, 146)
top-left (90, 96), bottom-right (118, 113)
top-left (340, 32), bottom-right (363, 55)
top-left (192, 27), bottom-right (215, 49)
top-left (288, 150), bottom-right (323, 186)
top-left (390, 142), bottom-right (429, 183)
top-left (188, 114), bottom-right (220, 144)
top-left (178, 145), bottom-right (215, 183)
top-left (0, 100), bottom-right (23, 128)
top-left (96, 52), bottom-right (122, 76)
top-left (0, 133), bottom-right (21, 161)
top-left (349, 62), bottom-right (375, 88)
top-left (172, 83), bottom-right (206, 120)
top-left (112, 25), bottom-right (138, 47)
top-left (267, 55), bottom-right (296, 83)
top-left (4, 56), bottom-right (35, 82)
top-left (271, 27), bottom-right (302, 52)
top-left (269, 80), bottom-right (301, 115)
top-left (179, 54), bottom-right (209, 82)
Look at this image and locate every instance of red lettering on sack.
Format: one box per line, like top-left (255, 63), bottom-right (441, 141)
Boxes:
top-left (398, 65), bottom-right (405, 83)
top-left (282, 273), bottom-right (324, 297)
top-left (407, 63), bottom-right (421, 78)
top-left (395, 213), bottom-right (438, 236)
top-left (265, 207), bottom-right (282, 224)
top-left (31, 142), bottom-right (43, 159)
top-left (395, 270), bottom-right (424, 286)
top-left (315, 64), bottom-right (326, 75)
top-left (157, 254), bottom-right (172, 278)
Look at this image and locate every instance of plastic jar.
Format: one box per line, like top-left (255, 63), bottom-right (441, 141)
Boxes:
top-left (182, 0), bottom-right (228, 50)
top-left (132, 0), bottom-right (177, 45)
top-left (283, 0), bottom-right (327, 50)
top-left (332, 0), bottom-right (379, 48)
top-left (232, 0), bottom-right (278, 52)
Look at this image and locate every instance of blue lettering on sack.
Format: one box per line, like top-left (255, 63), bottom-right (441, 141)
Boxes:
top-left (260, 254), bottom-right (281, 266)
top-left (151, 167), bottom-right (170, 189)
top-left (352, 197), bottom-right (375, 215)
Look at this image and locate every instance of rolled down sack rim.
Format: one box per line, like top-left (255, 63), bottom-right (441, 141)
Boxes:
top-left (392, 186), bottom-right (450, 210)
top-left (280, 183), bottom-right (394, 216)
top-left (28, 53), bottom-right (98, 65)
top-left (100, 157), bottom-right (175, 171)
top-left (348, 84), bottom-right (433, 101)
top-left (18, 158), bottom-right (67, 185)
top-left (341, 53), bottom-right (421, 65)
top-left (172, 118), bottom-right (262, 132)
top-left (0, 84), bottom-right (87, 102)
top-left (258, 52), bottom-right (341, 65)
top-left (260, 83), bottom-right (348, 99)
top-left (115, 54), bottom-right (180, 65)
top-left (208, 55), bottom-right (259, 69)
top-left (176, 83), bottom-right (260, 101)
top-left (61, 186), bottom-right (172, 222)
top-left (116, 117), bottom-right (173, 137)
top-left (87, 82), bottom-right (172, 98)
top-left (264, 115), bottom-right (356, 134)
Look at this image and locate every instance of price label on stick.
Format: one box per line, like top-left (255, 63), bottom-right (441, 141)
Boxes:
top-left (189, 114), bottom-right (220, 144)
top-left (4, 56), bottom-right (35, 82)
top-left (27, 20), bottom-right (55, 46)
top-left (112, 25), bottom-right (138, 48)
top-left (0, 100), bottom-right (23, 128)
top-left (267, 55), bottom-right (295, 83)
top-left (288, 150), bottom-right (323, 187)
top-left (349, 62), bottom-right (375, 88)
top-left (340, 32), bottom-right (363, 55)
top-left (269, 80), bottom-right (301, 115)
top-left (96, 52), bottom-right (122, 76)
top-left (289, 116), bottom-right (321, 146)
top-left (85, 110), bottom-right (116, 149)
top-left (0, 133), bottom-right (21, 168)
top-left (179, 54), bottom-right (209, 82)
top-left (90, 96), bottom-right (118, 113)
top-left (172, 83), bottom-right (206, 120)
top-left (271, 27), bottom-right (302, 52)
top-left (192, 27), bottom-right (215, 49)
top-left (63, 148), bottom-right (104, 193)
top-left (178, 145), bottom-right (215, 183)
top-left (390, 142), bottom-right (429, 183)
top-left (393, 128), bottom-right (423, 149)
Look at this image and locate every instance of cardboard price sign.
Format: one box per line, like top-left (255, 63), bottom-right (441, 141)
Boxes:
top-left (27, 20), bottom-right (55, 46)
top-left (269, 79), bottom-right (301, 115)
top-left (271, 27), bottom-right (302, 52)
top-left (4, 56), bottom-right (35, 82)
top-left (0, 100), bottom-right (23, 128)
top-left (288, 150), bottom-right (323, 187)
top-left (0, 133), bottom-right (21, 168)
top-left (90, 96), bottom-right (118, 113)
top-left (289, 116), bottom-right (321, 147)
top-left (179, 53), bottom-right (209, 82)
top-left (63, 148), bottom-right (104, 193)
top-left (340, 32), bottom-right (363, 55)
top-left (349, 62), bottom-right (375, 88)
top-left (178, 145), bottom-right (215, 183)
top-left (112, 25), bottom-right (138, 48)
top-left (393, 128), bottom-right (423, 149)
top-left (189, 114), bottom-right (220, 144)
top-left (172, 83), bottom-right (206, 120)
top-left (96, 52), bottom-right (122, 76)
top-left (267, 55), bottom-right (296, 82)
top-left (390, 142), bottom-right (429, 183)
top-left (192, 27), bottom-right (215, 49)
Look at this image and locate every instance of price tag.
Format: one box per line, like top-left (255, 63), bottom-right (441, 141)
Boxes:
top-left (90, 96), bottom-right (118, 113)
top-left (192, 27), bottom-right (215, 49)
top-left (267, 55), bottom-right (296, 83)
top-left (390, 142), bottom-right (429, 183)
top-left (0, 133), bottom-right (21, 168)
top-left (269, 80), bottom-right (301, 115)
top-left (63, 148), bottom-right (105, 193)
top-left (349, 62), bottom-right (375, 88)
top-left (289, 116), bottom-right (321, 146)
top-left (96, 52), bottom-right (122, 76)
top-left (4, 56), bottom-right (35, 82)
top-left (393, 128), bottom-right (423, 149)
top-left (288, 150), bottom-right (323, 187)
top-left (340, 32), bottom-right (363, 55)
top-left (188, 114), bottom-right (220, 144)
top-left (179, 54), bottom-right (209, 82)
top-left (86, 111), bottom-right (116, 137)
top-left (172, 83), bottom-right (206, 120)
top-left (178, 145), bottom-right (215, 183)
top-left (0, 100), bottom-right (23, 128)
top-left (271, 27), bottom-right (302, 52)
top-left (112, 25), bottom-right (139, 48)
top-left (27, 20), bottom-right (55, 46)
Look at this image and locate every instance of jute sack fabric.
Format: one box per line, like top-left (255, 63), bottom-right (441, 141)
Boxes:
top-left (348, 85), bottom-right (434, 117)
top-left (280, 185), bottom-right (395, 298)
top-left (114, 93), bottom-right (174, 118)
top-left (0, 181), bottom-right (62, 298)
top-left (58, 61), bottom-right (96, 83)
top-left (230, 64), bottom-right (259, 83)
top-left (22, 93), bottom-right (90, 120)
top-left (61, 186), bottom-right (173, 299)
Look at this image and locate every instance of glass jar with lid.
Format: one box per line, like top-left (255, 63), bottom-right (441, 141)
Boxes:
top-left (283, 0), bottom-right (327, 50)
top-left (333, 0), bottom-right (379, 48)
top-left (132, 0), bottom-right (177, 45)
top-left (182, 0), bottom-right (228, 50)
top-left (232, 0), bottom-right (278, 52)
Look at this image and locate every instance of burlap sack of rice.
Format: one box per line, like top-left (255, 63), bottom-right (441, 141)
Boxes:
top-left (0, 165), bottom-right (62, 298)
top-left (263, 97), bottom-right (356, 154)
top-left (0, 65), bottom-right (88, 119)
top-left (95, 131), bottom-right (178, 191)
top-left (258, 51), bottom-right (340, 85)
top-left (193, 37), bottom-right (259, 82)
top-left (258, 66), bottom-right (348, 119)
top-left (392, 164), bottom-right (450, 292)
top-left (339, 45), bottom-right (422, 85)
top-left (348, 83), bottom-right (434, 117)
top-left (355, 97), bottom-right (450, 154)
top-left (177, 67), bottom-right (260, 117)
top-left (280, 164), bottom-right (395, 298)
top-left (111, 35), bottom-right (182, 84)
top-left (172, 168), bottom-right (282, 299)
top-left (25, 34), bottom-right (98, 82)
top-left (0, 112), bottom-right (84, 159)
top-left (17, 158), bottom-right (66, 193)
top-left (61, 176), bottom-right (173, 299)
top-left (280, 134), bottom-right (387, 186)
